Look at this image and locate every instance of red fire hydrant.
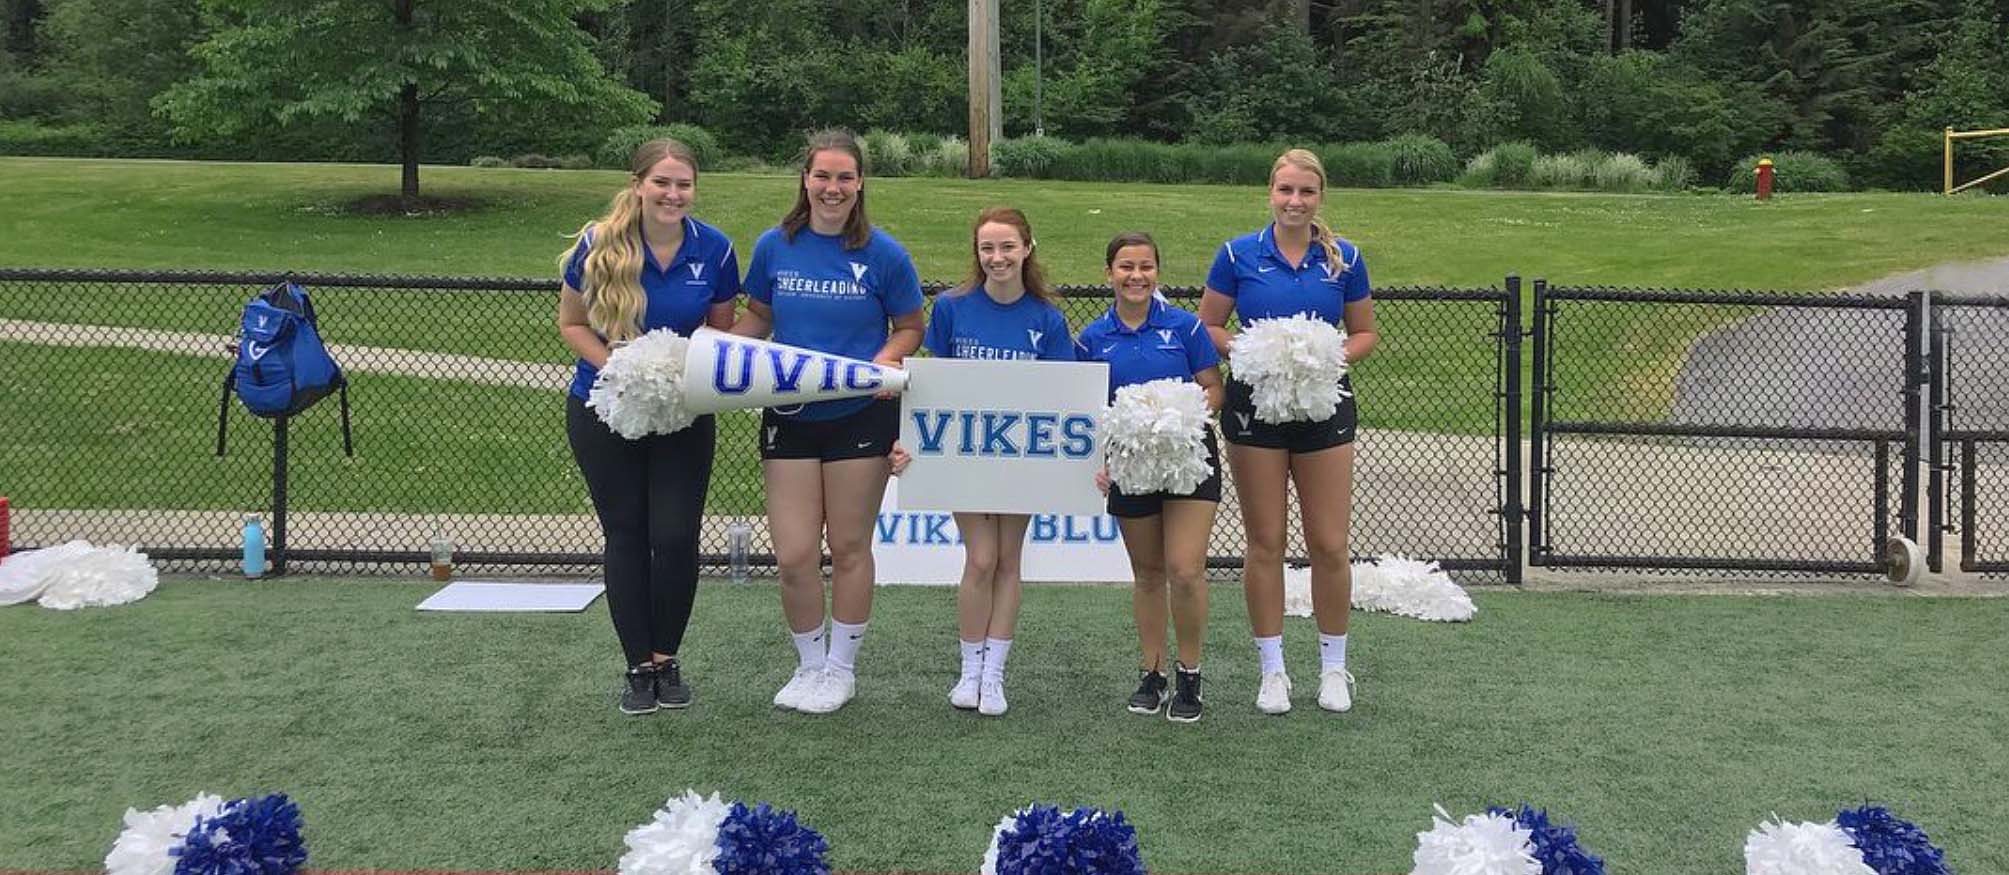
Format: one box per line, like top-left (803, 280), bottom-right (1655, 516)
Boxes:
top-left (1755, 157), bottom-right (1776, 201)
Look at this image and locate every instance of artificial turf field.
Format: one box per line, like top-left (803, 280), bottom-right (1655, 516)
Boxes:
top-left (2, 579), bottom-right (2004, 874)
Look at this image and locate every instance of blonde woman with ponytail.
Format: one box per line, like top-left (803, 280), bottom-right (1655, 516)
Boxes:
top-left (1197, 148), bottom-right (1381, 717)
top-left (558, 138), bottom-right (742, 716)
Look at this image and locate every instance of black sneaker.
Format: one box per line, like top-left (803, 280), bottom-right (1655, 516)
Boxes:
top-left (619, 664), bottom-right (659, 715)
top-left (1167, 665), bottom-right (1203, 723)
top-left (1127, 669), bottom-right (1169, 714)
top-left (655, 658), bottom-right (691, 709)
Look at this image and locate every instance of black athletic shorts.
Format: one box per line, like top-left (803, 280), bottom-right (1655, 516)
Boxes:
top-left (1220, 375), bottom-right (1357, 452)
top-left (1107, 428), bottom-right (1223, 518)
top-left (760, 398), bottom-right (900, 462)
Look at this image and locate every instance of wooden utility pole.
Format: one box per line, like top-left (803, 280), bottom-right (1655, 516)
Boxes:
top-left (967, 0), bottom-right (1000, 178)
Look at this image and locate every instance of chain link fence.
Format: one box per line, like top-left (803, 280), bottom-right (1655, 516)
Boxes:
top-left (1930, 292), bottom-right (2009, 574)
top-left (1529, 284), bottom-right (1922, 574)
top-left (0, 269), bottom-right (1517, 581)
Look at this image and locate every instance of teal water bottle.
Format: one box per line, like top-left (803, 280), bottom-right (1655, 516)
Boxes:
top-left (241, 513), bottom-right (267, 578)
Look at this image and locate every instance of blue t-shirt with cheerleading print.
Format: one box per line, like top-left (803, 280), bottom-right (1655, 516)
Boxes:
top-left (744, 226), bottom-right (926, 420)
top-left (1204, 224), bottom-right (1371, 325)
top-left (922, 289), bottom-right (1076, 362)
top-left (563, 216), bottom-right (741, 401)
top-left (1072, 298), bottom-right (1221, 402)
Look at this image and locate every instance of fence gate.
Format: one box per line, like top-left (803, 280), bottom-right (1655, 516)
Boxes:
top-left (1929, 292), bottom-right (2009, 573)
top-left (1529, 284), bottom-right (1922, 574)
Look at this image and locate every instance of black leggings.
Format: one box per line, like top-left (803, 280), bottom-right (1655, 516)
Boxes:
top-left (566, 395), bottom-right (715, 666)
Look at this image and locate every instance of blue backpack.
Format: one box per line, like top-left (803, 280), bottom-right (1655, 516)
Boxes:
top-left (214, 281), bottom-right (352, 456)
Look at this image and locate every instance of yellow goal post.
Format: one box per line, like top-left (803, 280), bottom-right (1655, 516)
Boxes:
top-left (1944, 126), bottom-right (2009, 194)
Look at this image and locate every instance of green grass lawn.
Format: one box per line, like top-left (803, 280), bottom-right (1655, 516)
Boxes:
top-left (3, 158), bottom-right (2006, 514)
top-left (2, 581), bottom-right (2003, 875)
top-left (5, 157), bottom-right (2009, 289)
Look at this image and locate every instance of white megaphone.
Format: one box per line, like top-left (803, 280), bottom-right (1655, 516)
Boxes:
top-left (680, 327), bottom-right (910, 414)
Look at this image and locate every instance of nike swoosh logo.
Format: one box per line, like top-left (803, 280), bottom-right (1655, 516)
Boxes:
top-left (1101, 344), bottom-right (1117, 354)
top-left (856, 440), bottom-right (874, 449)
top-left (1257, 266), bottom-right (1277, 273)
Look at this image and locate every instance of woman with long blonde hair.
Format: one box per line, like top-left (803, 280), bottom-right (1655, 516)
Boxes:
top-left (732, 129), bottom-right (926, 715)
top-left (1197, 148), bottom-right (1380, 716)
top-left (558, 138), bottom-right (741, 715)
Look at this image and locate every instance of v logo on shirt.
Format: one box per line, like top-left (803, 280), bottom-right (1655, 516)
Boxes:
top-left (1157, 329), bottom-right (1174, 343)
top-left (688, 263), bottom-right (704, 280)
top-left (1027, 329), bottom-right (1044, 348)
top-left (849, 262), bottom-right (869, 282)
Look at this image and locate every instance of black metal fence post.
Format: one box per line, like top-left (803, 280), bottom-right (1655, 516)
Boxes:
top-left (1525, 278), bottom-right (1550, 565)
top-left (1501, 275), bottom-right (1524, 584)
top-left (1901, 290), bottom-right (1924, 546)
top-left (270, 415), bottom-right (290, 576)
top-left (1927, 291), bottom-right (1947, 571)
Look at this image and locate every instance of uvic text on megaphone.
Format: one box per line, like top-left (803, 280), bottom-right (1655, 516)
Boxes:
top-left (681, 327), bottom-right (911, 415)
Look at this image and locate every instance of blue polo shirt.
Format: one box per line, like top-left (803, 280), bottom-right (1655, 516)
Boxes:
top-left (1072, 298), bottom-right (1221, 402)
top-left (1204, 224), bottom-right (1371, 325)
top-left (744, 225), bottom-right (926, 420)
top-left (563, 216), bottom-right (741, 401)
top-left (922, 288), bottom-right (1075, 361)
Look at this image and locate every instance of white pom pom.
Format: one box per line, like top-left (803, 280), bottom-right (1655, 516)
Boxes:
top-left (1353, 554), bottom-right (1475, 622)
top-left (1230, 315), bottom-right (1349, 425)
top-left (619, 790), bottom-right (732, 875)
top-left (0, 540), bottom-right (97, 606)
top-left (1744, 819), bottom-right (1876, 875)
top-left (37, 545), bottom-right (158, 610)
top-left (589, 329), bottom-right (695, 439)
top-left (1101, 379), bottom-right (1213, 495)
top-left (105, 793), bottom-right (226, 875)
top-left (978, 810), bottom-right (1020, 875)
top-left (1411, 804), bottom-right (1539, 875)
top-left (1282, 565), bottom-right (1313, 618)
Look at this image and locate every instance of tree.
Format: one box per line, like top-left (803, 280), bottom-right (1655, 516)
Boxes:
top-left (157, 0), bottom-right (654, 201)
top-left (38, 0), bottom-right (203, 132)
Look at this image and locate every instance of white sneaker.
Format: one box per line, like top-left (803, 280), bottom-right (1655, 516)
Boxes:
top-left (1256, 671), bottom-right (1292, 715)
top-left (1318, 667), bottom-right (1356, 712)
top-left (949, 675), bottom-right (981, 710)
top-left (772, 666), bottom-right (820, 711)
top-left (797, 668), bottom-right (856, 714)
top-left (978, 677), bottom-right (1007, 716)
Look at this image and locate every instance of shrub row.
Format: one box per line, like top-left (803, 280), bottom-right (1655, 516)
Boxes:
top-left (446, 121), bottom-right (1840, 195)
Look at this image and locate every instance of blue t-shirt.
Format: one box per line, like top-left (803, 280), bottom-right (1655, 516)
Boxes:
top-left (1072, 298), bottom-right (1221, 402)
top-left (1204, 224), bottom-right (1371, 325)
top-left (564, 216), bottom-right (741, 401)
top-left (922, 288), bottom-right (1076, 362)
top-left (744, 226), bottom-right (925, 420)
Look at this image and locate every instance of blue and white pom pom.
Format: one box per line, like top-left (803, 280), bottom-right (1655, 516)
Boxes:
top-left (1746, 807), bottom-right (1950, 875)
top-left (1412, 804), bottom-right (1603, 875)
top-left (1229, 314), bottom-right (1349, 425)
top-left (588, 329), bottom-right (695, 439)
top-left (106, 793), bottom-right (306, 875)
top-left (621, 790), bottom-right (829, 875)
top-left (1101, 378), bottom-right (1213, 495)
top-left (981, 804), bottom-right (1146, 875)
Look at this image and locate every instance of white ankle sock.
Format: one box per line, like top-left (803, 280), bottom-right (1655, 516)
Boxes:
top-left (827, 620), bottom-right (867, 676)
top-left (981, 637), bottom-right (1013, 682)
top-left (1319, 633), bottom-right (1349, 671)
top-left (791, 626), bottom-right (826, 672)
top-left (959, 639), bottom-right (985, 681)
top-left (1254, 635), bottom-right (1285, 675)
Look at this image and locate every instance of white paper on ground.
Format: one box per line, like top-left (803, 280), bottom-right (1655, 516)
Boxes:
top-left (416, 581), bottom-right (605, 612)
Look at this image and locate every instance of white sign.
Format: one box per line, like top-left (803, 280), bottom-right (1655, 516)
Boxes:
top-left (896, 357), bottom-right (1109, 515)
top-left (872, 479), bottom-right (1134, 584)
